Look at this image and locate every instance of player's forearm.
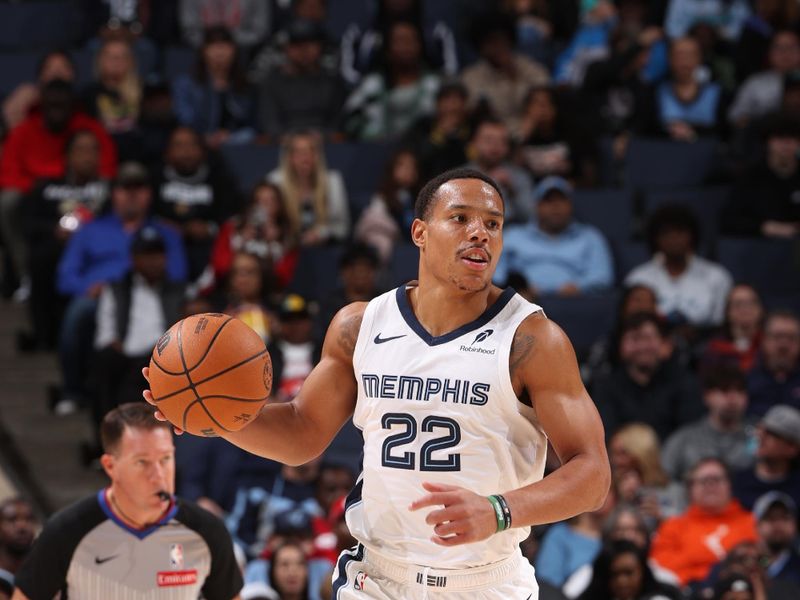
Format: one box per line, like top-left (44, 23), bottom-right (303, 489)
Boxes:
top-left (219, 401), bottom-right (327, 466)
top-left (503, 451), bottom-right (610, 527)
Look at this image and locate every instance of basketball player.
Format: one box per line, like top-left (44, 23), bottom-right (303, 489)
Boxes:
top-left (12, 403), bottom-right (242, 600)
top-left (145, 167), bottom-right (611, 599)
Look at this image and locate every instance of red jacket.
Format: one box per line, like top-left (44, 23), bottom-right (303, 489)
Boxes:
top-left (0, 110), bottom-right (117, 193)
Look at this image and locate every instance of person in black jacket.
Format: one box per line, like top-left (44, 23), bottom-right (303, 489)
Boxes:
top-left (21, 129), bottom-right (110, 350)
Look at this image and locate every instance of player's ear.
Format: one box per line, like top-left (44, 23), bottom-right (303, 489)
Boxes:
top-left (411, 218), bottom-right (426, 249)
top-left (100, 453), bottom-right (115, 479)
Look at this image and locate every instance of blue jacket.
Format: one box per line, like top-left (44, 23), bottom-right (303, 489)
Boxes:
top-left (57, 215), bottom-right (187, 297)
top-left (172, 74), bottom-right (257, 143)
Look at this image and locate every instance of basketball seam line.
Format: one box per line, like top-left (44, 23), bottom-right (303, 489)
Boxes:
top-left (150, 348), bottom-right (269, 403)
top-left (151, 355), bottom-right (184, 376)
top-left (185, 315), bottom-right (236, 373)
top-left (175, 318), bottom-right (199, 433)
top-left (182, 396), bottom-right (234, 434)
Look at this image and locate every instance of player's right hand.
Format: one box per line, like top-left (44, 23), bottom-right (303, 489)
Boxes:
top-left (142, 367), bottom-right (184, 435)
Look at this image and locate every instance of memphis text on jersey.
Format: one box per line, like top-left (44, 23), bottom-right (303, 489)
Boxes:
top-left (361, 373), bottom-right (490, 405)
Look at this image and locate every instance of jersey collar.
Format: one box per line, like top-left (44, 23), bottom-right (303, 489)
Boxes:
top-left (98, 489), bottom-right (178, 540)
top-left (395, 284), bottom-right (515, 347)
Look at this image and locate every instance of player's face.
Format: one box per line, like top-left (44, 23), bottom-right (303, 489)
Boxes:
top-left (106, 426), bottom-right (175, 511)
top-left (414, 179), bottom-right (504, 293)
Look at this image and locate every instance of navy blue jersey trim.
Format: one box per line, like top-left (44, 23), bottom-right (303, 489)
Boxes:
top-left (395, 284), bottom-right (516, 346)
top-left (344, 477), bottom-right (363, 512)
top-left (332, 543), bottom-right (365, 597)
top-left (97, 489), bottom-right (178, 540)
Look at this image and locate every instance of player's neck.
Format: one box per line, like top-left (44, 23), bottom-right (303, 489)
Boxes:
top-left (107, 488), bottom-right (163, 530)
top-left (410, 282), bottom-right (496, 337)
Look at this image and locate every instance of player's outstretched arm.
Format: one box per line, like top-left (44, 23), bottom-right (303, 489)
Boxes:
top-left (411, 313), bottom-right (611, 545)
top-left (145, 303), bottom-right (365, 466)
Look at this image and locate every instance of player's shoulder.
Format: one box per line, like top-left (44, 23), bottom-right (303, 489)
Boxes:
top-left (511, 309), bottom-right (574, 365)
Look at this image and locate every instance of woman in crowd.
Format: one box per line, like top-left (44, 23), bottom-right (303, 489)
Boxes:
top-left (267, 130), bottom-right (350, 245)
top-left (354, 148), bottom-right (420, 263)
top-left (172, 25), bottom-right (257, 148)
top-left (223, 252), bottom-right (275, 343)
top-left (701, 284), bottom-right (764, 373)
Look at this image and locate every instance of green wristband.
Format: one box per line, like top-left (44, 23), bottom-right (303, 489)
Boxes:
top-left (487, 495), bottom-right (506, 533)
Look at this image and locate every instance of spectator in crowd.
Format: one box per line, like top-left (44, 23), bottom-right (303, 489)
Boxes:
top-left (729, 30), bottom-right (800, 128)
top-left (608, 423), bottom-right (686, 529)
top-left (342, 20), bottom-right (440, 141)
top-left (354, 149), bottom-right (420, 263)
top-left (0, 80), bottom-right (116, 298)
top-left (592, 312), bottom-right (703, 441)
top-left (517, 86), bottom-right (599, 187)
top-left (583, 285), bottom-right (660, 383)
top-left (461, 11), bottom-right (549, 132)
top-left (21, 130), bottom-right (110, 351)
top-left (648, 36), bottom-right (727, 141)
top-left (154, 125), bottom-right (240, 279)
top-left (55, 162), bottom-right (186, 416)
top-left (222, 252), bottom-right (276, 343)
top-left (494, 176), bottom-right (614, 297)
top-left (0, 498), bottom-right (37, 598)
top-left (267, 130), bottom-right (350, 244)
top-left (563, 505), bottom-right (682, 598)
top-left (2, 50), bottom-right (76, 133)
top-left (661, 365), bottom-right (757, 481)
top-left (339, 0), bottom-right (459, 86)
top-left (90, 226), bottom-right (186, 452)
top-left (723, 114), bottom-right (800, 238)
top-left (626, 204), bottom-right (732, 329)
top-left (313, 244), bottom-right (380, 352)
top-left (650, 457), bottom-right (757, 587)
top-left (403, 80), bottom-right (471, 181)
top-left (81, 37), bottom-right (143, 161)
top-left (753, 491), bottom-right (800, 587)
top-left (535, 510), bottom-right (605, 589)
top-left (179, 0), bottom-right (270, 54)
top-left (664, 0), bottom-right (752, 42)
top-left (731, 404), bottom-right (800, 510)
top-left (209, 182), bottom-right (299, 292)
top-left (172, 26), bottom-right (257, 148)
top-left (701, 284), bottom-right (764, 373)
top-left (735, 1), bottom-right (800, 81)
top-left (690, 22), bottom-right (738, 94)
top-left (271, 294), bottom-right (315, 403)
top-left (241, 540), bottom-right (311, 600)
top-left (582, 22), bottom-right (664, 145)
top-left (257, 19), bottom-right (346, 140)
top-left (500, 0), bottom-right (579, 65)
top-left (747, 310), bottom-right (800, 416)
top-left (578, 540), bottom-right (682, 600)
top-left (464, 118), bottom-right (534, 224)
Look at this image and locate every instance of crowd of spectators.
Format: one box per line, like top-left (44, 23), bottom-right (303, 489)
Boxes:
top-left (1, 1), bottom-right (800, 599)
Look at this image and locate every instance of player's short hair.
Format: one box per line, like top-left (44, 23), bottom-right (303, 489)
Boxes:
top-left (414, 167), bottom-right (504, 220)
top-left (101, 402), bottom-right (171, 455)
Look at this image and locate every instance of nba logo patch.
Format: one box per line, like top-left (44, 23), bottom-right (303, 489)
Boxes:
top-left (169, 544), bottom-right (184, 569)
top-left (354, 571), bottom-right (368, 591)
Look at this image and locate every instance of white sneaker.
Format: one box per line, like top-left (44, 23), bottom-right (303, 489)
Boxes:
top-left (54, 399), bottom-right (78, 416)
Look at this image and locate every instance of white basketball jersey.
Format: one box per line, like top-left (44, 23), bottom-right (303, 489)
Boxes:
top-left (347, 283), bottom-right (548, 569)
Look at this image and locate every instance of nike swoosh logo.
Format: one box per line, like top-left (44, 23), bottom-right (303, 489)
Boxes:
top-left (374, 333), bottom-right (407, 344)
top-left (95, 555), bottom-right (119, 565)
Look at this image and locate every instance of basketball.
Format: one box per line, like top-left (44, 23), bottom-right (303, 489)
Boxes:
top-left (148, 313), bottom-right (272, 437)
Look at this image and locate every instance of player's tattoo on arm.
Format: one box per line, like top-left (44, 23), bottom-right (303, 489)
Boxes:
top-left (338, 314), bottom-right (363, 356)
top-left (509, 332), bottom-right (535, 381)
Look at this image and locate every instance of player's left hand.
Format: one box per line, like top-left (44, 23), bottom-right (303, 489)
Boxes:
top-left (408, 482), bottom-right (499, 546)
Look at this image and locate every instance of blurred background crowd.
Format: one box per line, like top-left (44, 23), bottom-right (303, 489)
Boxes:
top-left (0, 0), bottom-right (800, 599)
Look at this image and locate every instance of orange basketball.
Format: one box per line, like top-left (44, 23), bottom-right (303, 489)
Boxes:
top-left (148, 313), bottom-right (272, 437)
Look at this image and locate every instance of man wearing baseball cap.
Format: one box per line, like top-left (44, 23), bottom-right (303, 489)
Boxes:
top-left (753, 491), bottom-right (800, 586)
top-left (732, 405), bottom-right (800, 510)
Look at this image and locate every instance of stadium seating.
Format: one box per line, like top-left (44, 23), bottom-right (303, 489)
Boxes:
top-left (717, 237), bottom-right (800, 293)
top-left (0, 2), bottom-right (77, 50)
top-left (624, 138), bottom-right (719, 189)
top-left (287, 245), bottom-right (345, 302)
top-left (572, 188), bottom-right (635, 242)
top-left (538, 292), bottom-right (619, 358)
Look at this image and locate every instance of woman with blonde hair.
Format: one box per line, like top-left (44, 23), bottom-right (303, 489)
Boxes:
top-left (267, 130), bottom-right (350, 246)
top-left (609, 423), bottom-right (686, 530)
top-left (82, 37), bottom-right (143, 160)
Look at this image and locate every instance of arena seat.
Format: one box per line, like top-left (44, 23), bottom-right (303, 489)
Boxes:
top-left (538, 292), bottom-right (619, 358)
top-left (323, 421), bottom-right (363, 475)
top-left (611, 239), bottom-right (650, 282)
top-left (163, 45), bottom-right (196, 82)
top-left (287, 245), bottom-right (345, 302)
top-left (717, 237), bottom-right (800, 293)
top-left (572, 188), bottom-right (634, 241)
top-left (644, 186), bottom-right (731, 257)
top-left (219, 144), bottom-right (280, 195)
top-left (0, 52), bottom-right (39, 99)
top-left (624, 138), bottom-right (719, 189)
top-left (325, 0), bottom-right (372, 38)
top-left (389, 243), bottom-right (419, 286)
top-left (0, 2), bottom-right (77, 50)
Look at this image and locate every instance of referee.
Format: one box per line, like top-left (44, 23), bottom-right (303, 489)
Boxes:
top-left (12, 403), bottom-right (242, 600)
